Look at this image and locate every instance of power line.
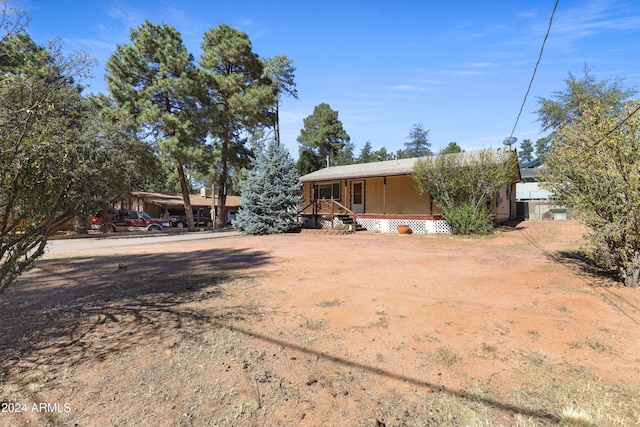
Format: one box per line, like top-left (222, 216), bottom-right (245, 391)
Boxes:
top-left (594, 103), bottom-right (640, 145)
top-left (508, 0), bottom-right (559, 142)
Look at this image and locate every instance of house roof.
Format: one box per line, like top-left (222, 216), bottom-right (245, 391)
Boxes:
top-left (128, 191), bottom-right (242, 208)
top-left (299, 149), bottom-right (520, 182)
top-left (299, 157), bottom-right (420, 182)
top-left (520, 157), bottom-right (544, 169)
top-left (519, 168), bottom-right (539, 180)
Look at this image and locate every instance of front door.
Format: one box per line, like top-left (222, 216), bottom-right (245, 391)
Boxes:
top-left (351, 181), bottom-right (364, 213)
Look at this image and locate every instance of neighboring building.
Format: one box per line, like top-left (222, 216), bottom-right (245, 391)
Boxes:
top-left (113, 190), bottom-right (241, 224)
top-left (517, 158), bottom-right (552, 200)
top-left (299, 149), bottom-right (520, 234)
top-left (516, 158), bottom-right (570, 221)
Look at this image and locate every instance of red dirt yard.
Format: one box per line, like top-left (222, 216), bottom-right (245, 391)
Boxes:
top-left (1, 220), bottom-right (640, 426)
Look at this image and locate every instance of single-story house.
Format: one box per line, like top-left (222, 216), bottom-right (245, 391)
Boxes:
top-left (113, 190), bottom-right (241, 223)
top-left (299, 149), bottom-right (520, 234)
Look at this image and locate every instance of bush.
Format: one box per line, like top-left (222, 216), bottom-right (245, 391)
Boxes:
top-left (542, 100), bottom-right (640, 287)
top-left (413, 150), bottom-right (518, 236)
top-left (445, 202), bottom-right (494, 235)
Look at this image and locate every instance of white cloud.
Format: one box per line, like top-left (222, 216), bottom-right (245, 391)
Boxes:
top-left (390, 85), bottom-right (428, 92)
top-left (549, 0), bottom-right (640, 46)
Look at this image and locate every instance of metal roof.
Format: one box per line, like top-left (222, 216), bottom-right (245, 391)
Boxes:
top-left (299, 149), bottom-right (519, 182)
top-left (520, 157), bottom-right (544, 169)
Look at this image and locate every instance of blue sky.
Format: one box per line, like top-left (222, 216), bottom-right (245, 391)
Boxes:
top-left (12, 0), bottom-right (640, 158)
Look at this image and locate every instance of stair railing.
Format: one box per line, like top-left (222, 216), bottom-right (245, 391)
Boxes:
top-left (316, 199), bottom-right (357, 230)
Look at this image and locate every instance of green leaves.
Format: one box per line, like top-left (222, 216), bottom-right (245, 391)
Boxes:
top-left (199, 24), bottom-right (277, 227)
top-left (536, 67), bottom-right (635, 134)
top-left (106, 21), bottom-right (208, 230)
top-left (404, 123), bottom-right (432, 157)
top-left (0, 32), bottom-right (107, 292)
top-left (543, 100), bottom-right (640, 287)
top-left (413, 150), bottom-right (518, 235)
top-left (234, 140), bottom-right (303, 235)
top-left (296, 103), bottom-right (350, 174)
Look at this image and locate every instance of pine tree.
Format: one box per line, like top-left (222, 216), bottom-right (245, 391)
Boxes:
top-left (200, 24), bottom-right (275, 228)
top-left (404, 123), bottom-right (432, 157)
top-left (105, 21), bottom-right (204, 231)
top-left (296, 103), bottom-right (350, 174)
top-left (234, 140), bottom-right (304, 235)
top-left (518, 139), bottom-right (534, 164)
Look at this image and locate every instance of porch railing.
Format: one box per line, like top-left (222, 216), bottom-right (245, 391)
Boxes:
top-left (301, 198), bottom-right (357, 230)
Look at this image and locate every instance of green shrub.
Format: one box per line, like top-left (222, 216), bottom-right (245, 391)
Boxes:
top-left (445, 202), bottom-right (493, 235)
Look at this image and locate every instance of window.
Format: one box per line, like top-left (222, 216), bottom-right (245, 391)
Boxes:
top-left (314, 183), bottom-right (340, 201)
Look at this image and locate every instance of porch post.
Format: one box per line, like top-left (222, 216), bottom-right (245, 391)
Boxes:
top-left (312, 185), bottom-right (318, 227)
top-left (331, 199), bottom-right (335, 229)
top-left (345, 180), bottom-right (348, 210)
top-left (383, 177), bottom-right (387, 215)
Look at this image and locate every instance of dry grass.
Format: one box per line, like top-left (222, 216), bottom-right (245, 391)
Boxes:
top-left (434, 346), bottom-right (462, 367)
top-left (3, 302), bottom-right (639, 426)
top-left (315, 299), bottom-right (342, 307)
top-left (2, 222), bottom-right (639, 426)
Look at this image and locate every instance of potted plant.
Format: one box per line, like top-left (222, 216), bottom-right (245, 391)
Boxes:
top-left (397, 225), bottom-right (412, 234)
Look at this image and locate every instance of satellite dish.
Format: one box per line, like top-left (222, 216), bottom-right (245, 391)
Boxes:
top-left (503, 136), bottom-right (517, 148)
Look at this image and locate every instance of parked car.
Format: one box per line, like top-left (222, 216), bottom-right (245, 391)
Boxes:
top-left (90, 209), bottom-right (118, 232)
top-left (91, 209), bottom-right (170, 233)
top-left (171, 213), bottom-right (213, 229)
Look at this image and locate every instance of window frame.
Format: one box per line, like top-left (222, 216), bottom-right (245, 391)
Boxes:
top-left (314, 182), bottom-right (341, 201)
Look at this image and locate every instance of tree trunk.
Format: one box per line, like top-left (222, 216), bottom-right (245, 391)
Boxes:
top-left (274, 101), bottom-right (280, 145)
top-left (176, 159), bottom-right (195, 231)
top-left (216, 161), bottom-right (227, 229)
top-left (622, 252), bottom-right (640, 288)
top-left (216, 178), bottom-right (226, 229)
top-left (74, 213), bottom-right (88, 234)
top-left (215, 135), bottom-right (232, 228)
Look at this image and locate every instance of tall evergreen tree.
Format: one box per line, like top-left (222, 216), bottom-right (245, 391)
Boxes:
top-left (536, 67), bottom-right (635, 133)
top-left (404, 123), bottom-right (432, 157)
top-left (358, 141), bottom-right (392, 163)
top-left (263, 54), bottom-right (297, 145)
top-left (234, 140), bottom-right (303, 235)
top-left (105, 21), bottom-right (204, 231)
top-left (535, 66), bottom-right (635, 158)
top-left (534, 136), bottom-right (551, 158)
top-left (296, 103), bottom-right (350, 174)
top-left (200, 24), bottom-right (275, 228)
top-left (372, 147), bottom-right (393, 161)
top-left (440, 141), bottom-right (463, 155)
top-left (518, 139), bottom-right (534, 164)
top-left (358, 141), bottom-right (374, 163)
top-left (335, 140), bottom-right (355, 165)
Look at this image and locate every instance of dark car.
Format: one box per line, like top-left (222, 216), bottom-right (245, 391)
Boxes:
top-left (171, 213), bottom-right (213, 229)
top-left (91, 209), bottom-right (170, 233)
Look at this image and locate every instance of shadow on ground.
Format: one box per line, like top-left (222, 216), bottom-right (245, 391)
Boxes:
top-left (0, 247), bottom-right (272, 383)
top-left (553, 250), bottom-right (620, 285)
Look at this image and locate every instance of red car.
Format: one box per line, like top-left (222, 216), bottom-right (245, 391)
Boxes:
top-left (91, 209), bottom-right (170, 233)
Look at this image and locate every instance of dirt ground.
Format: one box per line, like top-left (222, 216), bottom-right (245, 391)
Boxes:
top-left (1, 220), bottom-right (640, 426)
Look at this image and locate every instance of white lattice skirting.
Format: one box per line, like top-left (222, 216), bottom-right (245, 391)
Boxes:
top-left (356, 218), bottom-right (451, 234)
top-left (300, 217), bottom-right (451, 234)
